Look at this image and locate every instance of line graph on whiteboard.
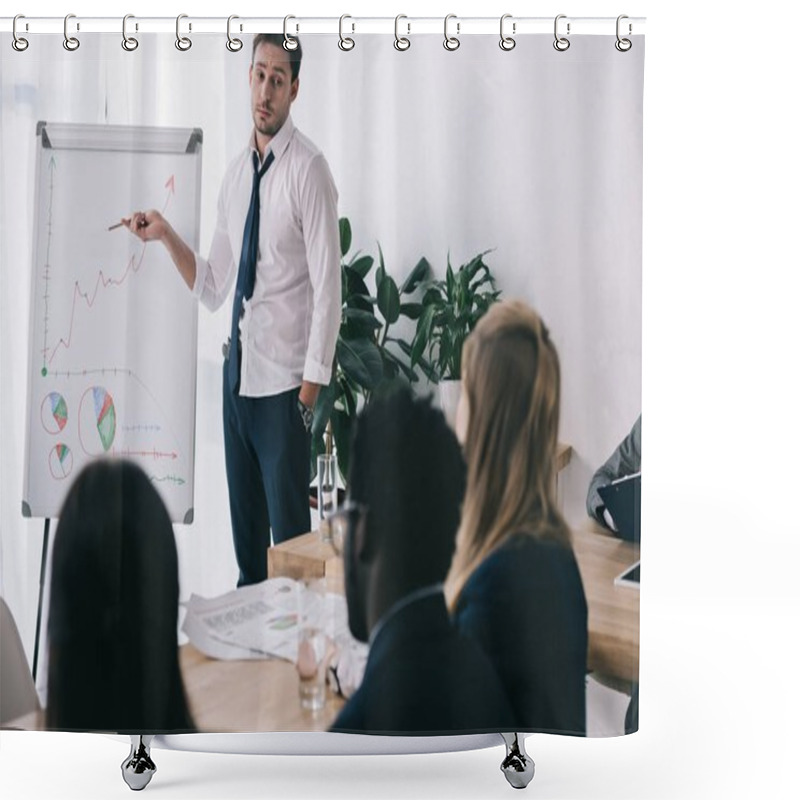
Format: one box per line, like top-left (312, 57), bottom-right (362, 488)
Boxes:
top-left (41, 169), bottom-right (176, 371)
top-left (25, 137), bottom-right (200, 521)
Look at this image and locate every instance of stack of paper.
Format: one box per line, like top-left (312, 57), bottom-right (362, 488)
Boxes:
top-left (180, 577), bottom-right (363, 675)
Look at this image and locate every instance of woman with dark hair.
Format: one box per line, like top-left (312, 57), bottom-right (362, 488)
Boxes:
top-left (446, 300), bottom-right (588, 735)
top-left (46, 459), bottom-right (194, 733)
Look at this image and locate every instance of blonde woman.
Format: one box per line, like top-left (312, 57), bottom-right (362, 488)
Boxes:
top-left (446, 300), bottom-right (588, 734)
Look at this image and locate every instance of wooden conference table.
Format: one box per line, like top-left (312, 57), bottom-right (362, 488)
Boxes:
top-left (189, 516), bottom-right (639, 731)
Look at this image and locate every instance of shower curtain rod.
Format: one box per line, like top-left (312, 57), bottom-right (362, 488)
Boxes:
top-left (0, 15), bottom-right (646, 37)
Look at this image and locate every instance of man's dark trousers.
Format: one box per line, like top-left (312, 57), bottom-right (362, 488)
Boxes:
top-left (222, 361), bottom-right (311, 587)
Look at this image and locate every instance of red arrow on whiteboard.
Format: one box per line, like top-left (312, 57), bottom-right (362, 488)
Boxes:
top-left (165, 174), bottom-right (175, 194)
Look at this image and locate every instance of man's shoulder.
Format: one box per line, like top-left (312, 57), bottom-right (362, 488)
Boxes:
top-left (287, 128), bottom-right (336, 194)
top-left (289, 126), bottom-right (325, 162)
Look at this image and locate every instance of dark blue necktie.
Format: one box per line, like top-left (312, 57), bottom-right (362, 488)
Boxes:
top-left (228, 148), bottom-right (275, 394)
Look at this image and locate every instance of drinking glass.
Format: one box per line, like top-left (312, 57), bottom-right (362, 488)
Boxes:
top-left (297, 577), bottom-right (328, 712)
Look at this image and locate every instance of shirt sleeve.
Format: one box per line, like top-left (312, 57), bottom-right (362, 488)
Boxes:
top-left (586, 414), bottom-right (642, 523)
top-left (192, 177), bottom-right (237, 313)
top-left (299, 154), bottom-right (341, 385)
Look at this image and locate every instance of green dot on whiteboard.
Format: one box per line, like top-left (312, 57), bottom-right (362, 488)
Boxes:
top-left (41, 367), bottom-right (48, 377)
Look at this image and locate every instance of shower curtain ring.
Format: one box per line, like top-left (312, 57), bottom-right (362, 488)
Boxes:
top-left (499, 14), bottom-right (516, 51)
top-left (12, 15), bottom-right (29, 52)
top-left (338, 15), bottom-right (355, 51)
top-left (443, 14), bottom-right (460, 51)
top-left (122, 15), bottom-right (139, 51)
top-left (63, 14), bottom-right (80, 51)
top-left (226, 15), bottom-right (243, 52)
top-left (394, 15), bottom-right (410, 51)
top-left (175, 14), bottom-right (192, 51)
top-left (615, 15), bottom-right (632, 52)
top-left (283, 16), bottom-right (299, 51)
top-left (553, 14), bottom-right (570, 52)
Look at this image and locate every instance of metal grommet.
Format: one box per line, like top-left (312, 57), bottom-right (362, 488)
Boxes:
top-left (338, 14), bottom-right (355, 51)
top-left (283, 15), bottom-right (299, 51)
top-left (394, 15), bottom-right (410, 51)
top-left (12, 15), bottom-right (29, 52)
top-left (175, 14), bottom-right (192, 51)
top-left (63, 13), bottom-right (80, 51)
top-left (615, 14), bottom-right (632, 52)
top-left (226, 15), bottom-right (242, 52)
top-left (122, 14), bottom-right (139, 51)
top-left (553, 14), bottom-right (570, 52)
top-left (443, 14), bottom-right (460, 51)
top-left (499, 13), bottom-right (516, 51)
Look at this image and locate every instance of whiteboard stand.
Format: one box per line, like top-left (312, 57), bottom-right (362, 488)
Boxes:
top-left (30, 517), bottom-right (51, 683)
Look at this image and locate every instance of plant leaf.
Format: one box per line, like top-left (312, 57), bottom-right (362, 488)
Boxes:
top-left (399, 302), bottom-right (423, 320)
top-left (344, 266), bottom-right (370, 298)
top-left (349, 255), bottom-right (374, 279)
top-left (421, 285), bottom-right (443, 308)
top-left (400, 257), bottom-right (432, 295)
top-left (411, 304), bottom-right (436, 367)
top-left (445, 262), bottom-right (454, 298)
top-left (471, 272), bottom-right (496, 292)
top-left (381, 354), bottom-right (399, 379)
top-left (383, 349), bottom-right (418, 382)
top-left (337, 338), bottom-right (384, 390)
top-left (377, 274), bottom-right (401, 325)
top-left (331, 408), bottom-right (352, 482)
top-left (347, 293), bottom-right (374, 315)
top-left (343, 307), bottom-right (383, 332)
top-left (339, 218), bottom-right (352, 258)
top-left (340, 377), bottom-right (358, 417)
top-left (311, 381), bottom-right (336, 440)
top-left (376, 243), bottom-right (386, 289)
top-left (463, 253), bottom-right (485, 283)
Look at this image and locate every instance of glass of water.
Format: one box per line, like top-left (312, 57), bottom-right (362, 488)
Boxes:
top-left (297, 577), bottom-right (328, 712)
top-left (317, 454), bottom-right (338, 544)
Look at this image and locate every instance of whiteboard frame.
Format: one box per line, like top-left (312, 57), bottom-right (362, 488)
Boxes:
top-left (22, 121), bottom-right (203, 524)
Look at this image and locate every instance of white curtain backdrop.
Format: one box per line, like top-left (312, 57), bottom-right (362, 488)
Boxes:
top-left (1, 33), bottom-right (643, 724)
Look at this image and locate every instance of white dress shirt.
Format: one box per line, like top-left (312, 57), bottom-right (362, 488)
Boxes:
top-left (192, 116), bottom-right (341, 397)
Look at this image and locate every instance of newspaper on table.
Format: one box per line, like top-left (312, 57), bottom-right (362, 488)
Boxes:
top-left (181, 577), bottom-right (360, 670)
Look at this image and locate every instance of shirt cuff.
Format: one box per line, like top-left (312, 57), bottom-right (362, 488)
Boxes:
top-left (191, 252), bottom-right (209, 299)
top-left (303, 356), bottom-right (333, 386)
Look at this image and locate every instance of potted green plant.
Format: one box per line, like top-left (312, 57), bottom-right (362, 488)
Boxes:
top-left (409, 251), bottom-right (501, 426)
top-left (310, 218), bottom-right (434, 483)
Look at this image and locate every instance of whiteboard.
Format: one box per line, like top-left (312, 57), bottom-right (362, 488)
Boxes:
top-left (22, 123), bottom-right (202, 523)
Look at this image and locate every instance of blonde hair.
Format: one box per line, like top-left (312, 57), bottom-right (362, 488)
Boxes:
top-left (445, 300), bottom-right (571, 608)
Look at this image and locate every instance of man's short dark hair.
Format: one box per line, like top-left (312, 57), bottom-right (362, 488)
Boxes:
top-left (348, 388), bottom-right (466, 586)
top-left (252, 33), bottom-right (302, 82)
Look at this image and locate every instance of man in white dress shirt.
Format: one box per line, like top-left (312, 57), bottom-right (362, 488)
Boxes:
top-left (124, 34), bottom-right (341, 586)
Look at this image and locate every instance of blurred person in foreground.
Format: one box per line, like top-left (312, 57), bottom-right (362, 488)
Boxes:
top-left (447, 300), bottom-right (588, 735)
top-left (46, 459), bottom-right (194, 733)
top-left (331, 388), bottom-right (513, 734)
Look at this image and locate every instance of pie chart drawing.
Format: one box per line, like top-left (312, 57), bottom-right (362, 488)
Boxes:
top-left (49, 443), bottom-right (73, 480)
top-left (79, 386), bottom-right (117, 455)
top-left (41, 392), bottom-right (68, 434)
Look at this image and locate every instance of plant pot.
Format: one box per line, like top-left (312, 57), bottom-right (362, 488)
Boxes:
top-left (438, 379), bottom-right (462, 430)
